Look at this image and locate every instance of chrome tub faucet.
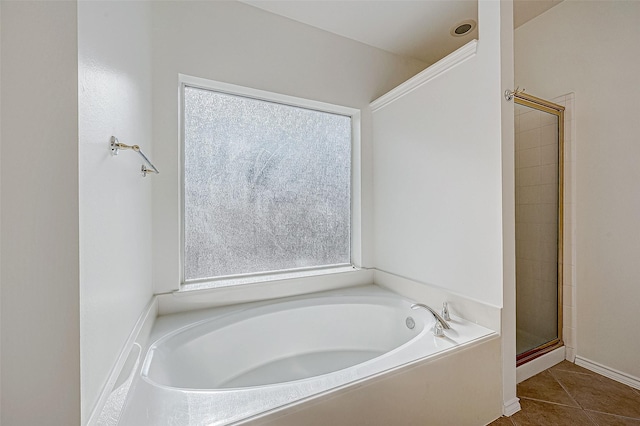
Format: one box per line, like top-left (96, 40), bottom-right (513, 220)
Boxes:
top-left (411, 303), bottom-right (451, 337)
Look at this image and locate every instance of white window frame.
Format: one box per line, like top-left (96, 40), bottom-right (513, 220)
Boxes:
top-left (178, 74), bottom-right (362, 289)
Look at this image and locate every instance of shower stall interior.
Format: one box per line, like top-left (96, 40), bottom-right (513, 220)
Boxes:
top-left (514, 91), bottom-right (565, 365)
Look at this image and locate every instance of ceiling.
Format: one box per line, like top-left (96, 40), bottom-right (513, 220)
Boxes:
top-left (242, 0), bottom-right (563, 65)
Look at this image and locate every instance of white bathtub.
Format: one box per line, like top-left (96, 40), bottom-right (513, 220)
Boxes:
top-left (119, 286), bottom-right (495, 425)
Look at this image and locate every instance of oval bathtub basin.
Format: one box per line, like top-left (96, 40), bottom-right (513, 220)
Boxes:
top-left (143, 296), bottom-right (424, 390)
top-left (124, 286), bottom-right (496, 425)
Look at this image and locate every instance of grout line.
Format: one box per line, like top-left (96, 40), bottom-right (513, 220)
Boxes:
top-left (518, 396), bottom-right (581, 409)
top-left (491, 416), bottom-right (515, 425)
top-left (551, 369), bottom-right (595, 376)
top-left (585, 409), bottom-right (640, 422)
top-left (516, 397), bottom-right (598, 426)
top-left (546, 368), bottom-right (584, 409)
top-left (549, 367), bottom-right (640, 421)
top-left (583, 409), bottom-right (603, 426)
top-left (506, 364), bottom-right (640, 426)
top-left (507, 416), bottom-right (516, 425)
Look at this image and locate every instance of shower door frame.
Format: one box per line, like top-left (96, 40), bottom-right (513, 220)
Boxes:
top-left (514, 92), bottom-right (565, 367)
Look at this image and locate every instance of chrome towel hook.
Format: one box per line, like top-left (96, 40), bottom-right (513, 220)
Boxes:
top-left (110, 136), bottom-right (159, 177)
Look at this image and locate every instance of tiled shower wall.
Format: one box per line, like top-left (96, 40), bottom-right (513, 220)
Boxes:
top-left (515, 93), bottom-right (575, 358)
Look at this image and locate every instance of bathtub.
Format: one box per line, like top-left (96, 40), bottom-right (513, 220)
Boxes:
top-left (118, 286), bottom-right (496, 425)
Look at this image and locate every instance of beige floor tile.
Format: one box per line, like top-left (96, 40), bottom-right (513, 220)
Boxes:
top-left (488, 415), bottom-right (515, 425)
top-left (517, 370), bottom-right (579, 407)
top-left (511, 399), bottom-right (596, 425)
top-left (552, 370), bottom-right (640, 419)
top-left (586, 410), bottom-right (640, 426)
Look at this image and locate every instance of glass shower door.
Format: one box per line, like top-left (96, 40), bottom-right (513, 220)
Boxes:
top-left (514, 93), bottom-right (564, 364)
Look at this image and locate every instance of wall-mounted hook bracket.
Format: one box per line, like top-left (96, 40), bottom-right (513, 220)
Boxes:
top-left (110, 136), bottom-right (122, 155)
top-left (141, 165), bottom-right (158, 177)
top-left (110, 136), bottom-right (159, 177)
top-left (505, 87), bottom-right (525, 102)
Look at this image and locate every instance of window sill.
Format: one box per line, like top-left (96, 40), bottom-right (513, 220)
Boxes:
top-left (160, 267), bottom-right (373, 315)
top-left (180, 265), bottom-right (359, 293)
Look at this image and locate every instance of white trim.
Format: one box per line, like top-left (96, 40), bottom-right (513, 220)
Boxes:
top-left (516, 346), bottom-right (565, 383)
top-left (370, 39), bottom-right (478, 113)
top-left (350, 109), bottom-right (363, 268)
top-left (575, 356), bottom-right (640, 391)
top-left (86, 297), bottom-right (158, 426)
top-left (503, 397), bottom-right (521, 417)
top-left (179, 74), bottom-right (359, 116)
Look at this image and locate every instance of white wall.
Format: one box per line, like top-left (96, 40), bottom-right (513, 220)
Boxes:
top-left (499, 0), bottom-right (517, 414)
top-left (0, 1), bottom-right (3, 411)
top-left (370, 1), bottom-right (516, 414)
top-left (150, 1), bottom-right (427, 294)
top-left (78, 1), bottom-right (154, 422)
top-left (371, 3), bottom-right (507, 308)
top-left (515, 1), bottom-right (640, 381)
top-left (0, 2), bottom-right (80, 424)
top-left (0, 2), bottom-right (3, 411)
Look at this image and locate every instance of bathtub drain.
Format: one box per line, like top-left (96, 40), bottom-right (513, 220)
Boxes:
top-left (405, 316), bottom-right (415, 329)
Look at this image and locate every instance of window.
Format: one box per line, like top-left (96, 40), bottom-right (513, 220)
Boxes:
top-left (182, 78), bottom-right (357, 284)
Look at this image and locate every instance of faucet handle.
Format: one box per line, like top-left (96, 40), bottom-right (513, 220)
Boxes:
top-left (442, 302), bottom-right (451, 321)
top-left (433, 321), bottom-right (445, 337)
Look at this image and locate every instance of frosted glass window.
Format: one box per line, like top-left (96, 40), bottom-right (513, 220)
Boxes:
top-left (183, 86), bottom-right (352, 281)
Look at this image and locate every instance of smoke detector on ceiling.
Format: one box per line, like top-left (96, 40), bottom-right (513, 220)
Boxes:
top-left (450, 20), bottom-right (477, 37)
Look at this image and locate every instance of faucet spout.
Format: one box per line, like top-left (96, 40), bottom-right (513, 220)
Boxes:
top-left (411, 303), bottom-right (452, 330)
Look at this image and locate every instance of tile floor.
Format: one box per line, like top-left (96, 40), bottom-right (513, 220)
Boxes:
top-left (489, 360), bottom-right (640, 425)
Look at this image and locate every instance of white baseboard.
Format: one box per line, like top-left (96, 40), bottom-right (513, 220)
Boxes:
top-left (87, 297), bottom-right (158, 426)
top-left (575, 356), bottom-right (640, 391)
top-left (516, 346), bottom-right (565, 383)
top-left (503, 397), bottom-right (521, 417)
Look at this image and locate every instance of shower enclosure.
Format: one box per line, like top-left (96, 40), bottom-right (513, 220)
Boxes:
top-left (514, 92), bottom-right (564, 365)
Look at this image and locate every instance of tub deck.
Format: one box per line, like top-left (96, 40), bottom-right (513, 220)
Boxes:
top-left (117, 286), bottom-right (496, 425)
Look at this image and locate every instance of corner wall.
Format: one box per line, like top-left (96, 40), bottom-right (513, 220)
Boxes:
top-left (78, 2), bottom-right (154, 421)
top-left (515, 0), bottom-right (640, 382)
top-left (0, 1), bottom-right (3, 410)
top-left (0, 1), bottom-right (3, 411)
top-left (371, 2), bottom-right (508, 308)
top-left (1, 2), bottom-right (80, 423)
top-left (500, 0), bottom-right (518, 414)
top-left (370, 1), bottom-right (516, 414)
top-left (150, 1), bottom-right (427, 294)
